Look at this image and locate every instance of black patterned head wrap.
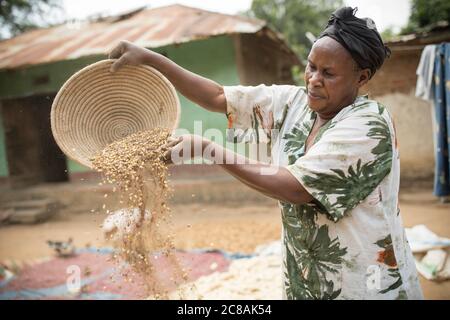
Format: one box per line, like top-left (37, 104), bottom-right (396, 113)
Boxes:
top-left (318, 7), bottom-right (391, 78)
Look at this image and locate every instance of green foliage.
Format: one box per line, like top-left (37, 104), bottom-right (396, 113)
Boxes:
top-left (247, 0), bottom-right (344, 61)
top-left (282, 204), bottom-right (346, 299)
top-left (0, 0), bottom-right (63, 39)
top-left (379, 269), bottom-right (403, 294)
top-left (283, 124), bottom-right (308, 154)
top-left (301, 114), bottom-right (392, 221)
top-left (375, 234), bottom-right (393, 249)
top-left (401, 0), bottom-right (450, 34)
top-left (374, 234), bottom-right (404, 295)
top-left (380, 27), bottom-right (398, 42)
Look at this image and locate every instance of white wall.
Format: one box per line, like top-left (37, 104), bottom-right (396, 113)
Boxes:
top-left (377, 92), bottom-right (435, 180)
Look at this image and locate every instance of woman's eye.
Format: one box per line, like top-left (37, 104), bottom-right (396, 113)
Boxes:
top-left (324, 71), bottom-right (334, 77)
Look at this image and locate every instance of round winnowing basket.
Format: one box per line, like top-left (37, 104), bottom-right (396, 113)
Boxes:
top-left (51, 59), bottom-right (180, 168)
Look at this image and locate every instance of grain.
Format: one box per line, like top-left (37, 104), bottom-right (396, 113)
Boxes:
top-left (91, 128), bottom-right (189, 299)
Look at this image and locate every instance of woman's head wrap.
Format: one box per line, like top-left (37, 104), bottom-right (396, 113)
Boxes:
top-left (318, 7), bottom-right (391, 78)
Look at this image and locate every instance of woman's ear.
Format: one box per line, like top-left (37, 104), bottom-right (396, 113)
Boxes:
top-left (357, 68), bottom-right (371, 88)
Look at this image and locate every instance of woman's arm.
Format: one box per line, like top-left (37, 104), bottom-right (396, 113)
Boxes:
top-left (165, 134), bottom-right (313, 205)
top-left (214, 145), bottom-right (313, 205)
top-left (108, 40), bottom-right (227, 114)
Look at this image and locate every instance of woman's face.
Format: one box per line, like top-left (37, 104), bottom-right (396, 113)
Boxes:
top-left (304, 36), bottom-right (370, 119)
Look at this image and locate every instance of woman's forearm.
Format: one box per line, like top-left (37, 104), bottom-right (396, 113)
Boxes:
top-left (143, 51), bottom-right (227, 114)
top-left (205, 143), bottom-right (313, 204)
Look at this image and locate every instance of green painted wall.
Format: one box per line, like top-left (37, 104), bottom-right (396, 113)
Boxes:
top-left (0, 35), bottom-right (241, 174)
top-left (0, 108), bottom-right (8, 176)
top-left (0, 55), bottom-right (106, 175)
top-left (0, 56), bottom-right (104, 100)
top-left (154, 36), bottom-right (239, 139)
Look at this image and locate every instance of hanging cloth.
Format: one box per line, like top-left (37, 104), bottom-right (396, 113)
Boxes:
top-left (432, 43), bottom-right (450, 197)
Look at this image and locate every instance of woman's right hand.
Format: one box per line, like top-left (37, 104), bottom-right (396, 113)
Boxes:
top-left (108, 40), bottom-right (154, 72)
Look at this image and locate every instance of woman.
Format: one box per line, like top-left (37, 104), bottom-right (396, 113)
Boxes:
top-left (108, 7), bottom-right (423, 299)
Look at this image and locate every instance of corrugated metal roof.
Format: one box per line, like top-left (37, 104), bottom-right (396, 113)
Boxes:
top-left (0, 4), bottom-right (298, 70)
top-left (386, 23), bottom-right (450, 50)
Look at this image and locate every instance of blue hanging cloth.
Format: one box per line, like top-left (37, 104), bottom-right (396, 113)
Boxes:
top-left (433, 43), bottom-right (450, 197)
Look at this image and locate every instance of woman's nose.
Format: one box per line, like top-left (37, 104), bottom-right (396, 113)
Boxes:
top-left (308, 71), bottom-right (323, 87)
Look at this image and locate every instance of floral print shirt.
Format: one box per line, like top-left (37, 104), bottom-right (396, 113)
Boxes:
top-left (224, 84), bottom-right (423, 300)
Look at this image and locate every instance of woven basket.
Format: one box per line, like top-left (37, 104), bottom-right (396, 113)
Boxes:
top-left (51, 59), bottom-right (180, 168)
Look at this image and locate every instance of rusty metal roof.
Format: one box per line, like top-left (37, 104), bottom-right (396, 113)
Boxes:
top-left (386, 23), bottom-right (450, 50)
top-left (0, 4), bottom-right (299, 71)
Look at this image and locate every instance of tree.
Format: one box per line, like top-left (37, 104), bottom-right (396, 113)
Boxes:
top-left (401, 0), bottom-right (450, 34)
top-left (247, 0), bottom-right (343, 61)
top-left (0, 0), bottom-right (63, 39)
top-left (381, 27), bottom-right (397, 42)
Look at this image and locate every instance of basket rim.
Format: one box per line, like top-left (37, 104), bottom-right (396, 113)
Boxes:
top-left (50, 59), bottom-right (181, 169)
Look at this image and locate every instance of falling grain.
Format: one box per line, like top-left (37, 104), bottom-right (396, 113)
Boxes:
top-left (91, 128), bottom-right (190, 299)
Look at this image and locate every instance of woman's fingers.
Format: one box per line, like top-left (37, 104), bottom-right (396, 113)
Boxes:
top-left (110, 55), bottom-right (128, 73)
top-left (108, 41), bottom-right (126, 59)
top-left (170, 136), bottom-right (183, 144)
top-left (108, 41), bottom-right (150, 72)
top-left (162, 136), bottom-right (182, 149)
top-left (109, 41), bottom-right (133, 72)
top-left (161, 149), bottom-right (172, 164)
top-left (160, 136), bottom-right (183, 164)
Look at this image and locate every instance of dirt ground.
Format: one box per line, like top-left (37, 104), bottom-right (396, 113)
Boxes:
top-left (0, 181), bottom-right (449, 300)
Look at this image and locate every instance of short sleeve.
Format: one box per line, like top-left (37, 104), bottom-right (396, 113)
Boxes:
top-left (286, 112), bottom-right (393, 222)
top-left (224, 84), bottom-right (302, 143)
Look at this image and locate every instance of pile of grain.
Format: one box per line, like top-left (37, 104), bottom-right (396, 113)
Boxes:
top-left (91, 128), bottom-right (188, 299)
top-left (165, 254), bottom-right (282, 300)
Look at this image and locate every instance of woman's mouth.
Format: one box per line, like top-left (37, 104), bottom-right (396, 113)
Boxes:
top-left (307, 91), bottom-right (324, 100)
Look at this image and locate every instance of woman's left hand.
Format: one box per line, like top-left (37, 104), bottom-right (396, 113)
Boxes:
top-left (161, 134), bottom-right (212, 165)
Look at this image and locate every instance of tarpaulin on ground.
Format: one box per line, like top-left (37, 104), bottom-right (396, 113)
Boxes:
top-left (0, 247), bottom-right (251, 300)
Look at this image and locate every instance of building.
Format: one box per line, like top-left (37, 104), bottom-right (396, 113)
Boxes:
top-left (362, 24), bottom-right (450, 181)
top-left (0, 4), bottom-right (300, 187)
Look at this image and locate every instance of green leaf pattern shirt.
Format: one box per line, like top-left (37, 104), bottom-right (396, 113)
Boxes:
top-left (224, 84), bottom-right (423, 300)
